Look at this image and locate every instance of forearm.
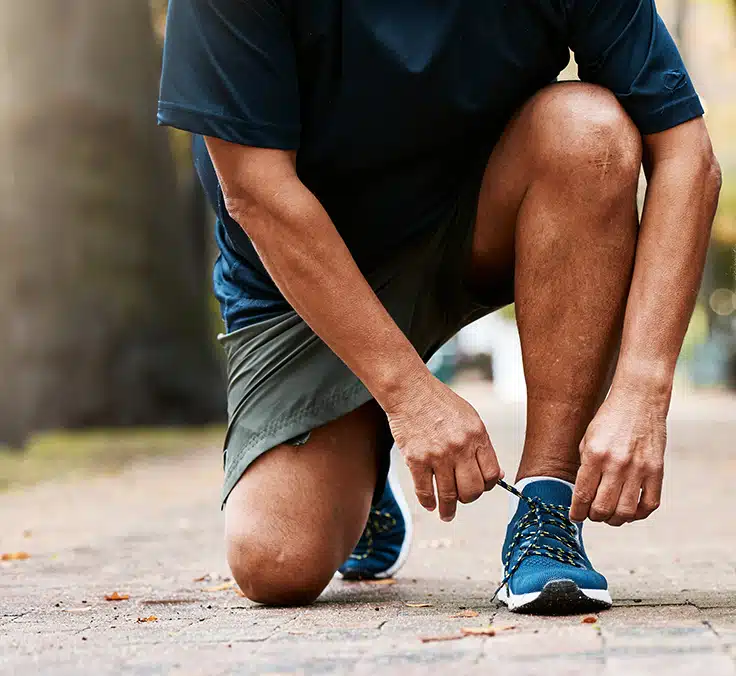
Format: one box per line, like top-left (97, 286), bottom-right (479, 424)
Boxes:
top-left (211, 146), bottom-right (429, 411)
top-left (612, 139), bottom-right (721, 404)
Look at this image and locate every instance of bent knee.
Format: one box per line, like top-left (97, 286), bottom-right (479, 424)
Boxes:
top-left (227, 530), bottom-right (338, 606)
top-left (528, 82), bottom-right (642, 187)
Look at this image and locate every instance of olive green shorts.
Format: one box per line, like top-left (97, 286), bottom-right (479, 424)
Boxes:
top-left (218, 181), bottom-right (496, 507)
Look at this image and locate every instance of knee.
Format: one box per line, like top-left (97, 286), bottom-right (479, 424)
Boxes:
top-left (227, 529), bottom-right (338, 606)
top-left (529, 83), bottom-right (642, 194)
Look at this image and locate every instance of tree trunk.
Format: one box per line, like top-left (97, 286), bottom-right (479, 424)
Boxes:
top-left (0, 0), bottom-right (223, 447)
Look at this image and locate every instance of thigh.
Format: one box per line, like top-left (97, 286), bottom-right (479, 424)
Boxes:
top-left (225, 400), bottom-right (386, 573)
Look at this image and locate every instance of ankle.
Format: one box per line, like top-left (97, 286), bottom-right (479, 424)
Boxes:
top-left (515, 464), bottom-right (578, 485)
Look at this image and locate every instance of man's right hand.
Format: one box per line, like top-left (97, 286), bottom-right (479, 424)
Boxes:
top-left (386, 371), bottom-right (503, 522)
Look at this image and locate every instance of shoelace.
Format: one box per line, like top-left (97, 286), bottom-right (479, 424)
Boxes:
top-left (348, 507), bottom-right (397, 561)
top-left (492, 479), bottom-right (586, 600)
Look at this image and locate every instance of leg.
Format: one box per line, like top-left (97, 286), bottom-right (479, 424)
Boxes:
top-left (225, 401), bottom-right (385, 606)
top-left (469, 82), bottom-right (641, 482)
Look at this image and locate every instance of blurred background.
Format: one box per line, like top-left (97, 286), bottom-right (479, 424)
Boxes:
top-left (0, 0), bottom-right (734, 489)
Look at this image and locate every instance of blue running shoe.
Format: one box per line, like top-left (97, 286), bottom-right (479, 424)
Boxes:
top-left (495, 478), bottom-right (612, 614)
top-left (338, 464), bottom-right (413, 580)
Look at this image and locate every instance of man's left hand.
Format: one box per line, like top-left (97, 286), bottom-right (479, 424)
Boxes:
top-left (569, 389), bottom-right (667, 526)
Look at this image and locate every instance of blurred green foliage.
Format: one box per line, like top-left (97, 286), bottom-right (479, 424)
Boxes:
top-left (0, 426), bottom-right (224, 493)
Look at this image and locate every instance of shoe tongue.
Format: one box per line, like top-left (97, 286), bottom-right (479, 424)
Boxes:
top-left (521, 479), bottom-right (573, 508)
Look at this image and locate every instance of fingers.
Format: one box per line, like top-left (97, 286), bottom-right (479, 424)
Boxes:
top-left (589, 470), bottom-right (624, 523)
top-left (476, 441), bottom-right (503, 490)
top-left (434, 465), bottom-right (459, 522)
top-left (408, 461), bottom-right (436, 512)
top-left (606, 478), bottom-right (641, 527)
top-left (634, 472), bottom-right (663, 521)
top-left (570, 461), bottom-right (601, 522)
top-left (454, 458), bottom-right (486, 505)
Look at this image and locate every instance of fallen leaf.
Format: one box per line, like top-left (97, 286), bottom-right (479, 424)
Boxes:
top-left (192, 575), bottom-right (210, 582)
top-left (104, 592), bottom-right (130, 602)
top-left (363, 579), bottom-right (397, 586)
top-left (419, 633), bottom-right (464, 643)
top-left (582, 616), bottom-right (598, 624)
top-left (405, 602), bottom-right (433, 608)
top-left (136, 616), bottom-right (158, 623)
top-left (204, 582), bottom-right (236, 592)
top-left (23, 530), bottom-right (32, 539)
top-left (460, 626), bottom-right (496, 637)
top-left (450, 610), bottom-right (479, 618)
top-left (1, 552), bottom-right (30, 561)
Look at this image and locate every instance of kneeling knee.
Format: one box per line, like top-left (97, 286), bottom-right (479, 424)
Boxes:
top-left (227, 531), bottom-right (337, 606)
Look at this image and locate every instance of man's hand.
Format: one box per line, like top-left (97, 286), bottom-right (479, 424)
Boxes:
top-left (386, 371), bottom-right (503, 522)
top-left (570, 388), bottom-right (666, 526)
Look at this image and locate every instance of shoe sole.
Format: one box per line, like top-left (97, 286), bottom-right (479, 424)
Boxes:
top-left (497, 579), bottom-right (612, 615)
top-left (338, 460), bottom-right (413, 581)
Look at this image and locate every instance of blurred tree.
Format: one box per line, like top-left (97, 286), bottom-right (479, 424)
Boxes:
top-left (0, 0), bottom-right (224, 447)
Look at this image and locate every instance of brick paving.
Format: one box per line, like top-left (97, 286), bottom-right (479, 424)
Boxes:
top-left (1, 381), bottom-right (735, 675)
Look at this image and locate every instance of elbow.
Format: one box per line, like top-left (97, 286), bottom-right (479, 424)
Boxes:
top-left (222, 190), bottom-right (267, 235)
top-left (706, 152), bottom-right (723, 203)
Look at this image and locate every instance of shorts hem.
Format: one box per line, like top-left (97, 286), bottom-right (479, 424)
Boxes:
top-left (220, 380), bottom-right (372, 508)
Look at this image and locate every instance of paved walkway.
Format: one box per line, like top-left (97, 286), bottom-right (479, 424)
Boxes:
top-left (1, 382), bottom-right (735, 675)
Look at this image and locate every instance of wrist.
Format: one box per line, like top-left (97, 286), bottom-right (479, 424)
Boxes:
top-left (373, 353), bottom-right (433, 416)
top-left (610, 357), bottom-right (674, 410)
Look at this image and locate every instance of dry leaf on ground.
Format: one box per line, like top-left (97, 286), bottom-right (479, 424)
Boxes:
top-left (581, 616), bottom-right (598, 624)
top-left (192, 575), bottom-right (210, 582)
top-left (450, 610), bottom-right (479, 618)
top-left (204, 582), bottom-right (236, 592)
top-left (136, 616), bottom-right (158, 623)
top-left (1, 552), bottom-right (30, 561)
top-left (419, 633), bottom-right (464, 643)
top-left (363, 579), bottom-right (397, 586)
top-left (405, 602), bottom-right (433, 608)
top-left (104, 592), bottom-right (129, 602)
top-left (460, 626), bottom-right (496, 637)
top-left (461, 624), bottom-right (516, 637)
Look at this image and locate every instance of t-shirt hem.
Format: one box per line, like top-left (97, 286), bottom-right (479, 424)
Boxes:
top-left (157, 102), bottom-right (301, 150)
top-left (631, 94), bottom-right (704, 136)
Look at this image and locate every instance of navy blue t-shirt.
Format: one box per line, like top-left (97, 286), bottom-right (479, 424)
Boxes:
top-left (158, 0), bottom-right (703, 332)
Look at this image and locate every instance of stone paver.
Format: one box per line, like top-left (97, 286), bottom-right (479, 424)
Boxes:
top-left (1, 382), bottom-right (735, 674)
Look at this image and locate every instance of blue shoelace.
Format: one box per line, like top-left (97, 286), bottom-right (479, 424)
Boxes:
top-left (493, 479), bottom-right (587, 600)
top-left (348, 506), bottom-right (397, 562)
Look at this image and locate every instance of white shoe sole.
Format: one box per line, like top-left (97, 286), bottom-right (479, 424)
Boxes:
top-left (497, 579), bottom-right (612, 614)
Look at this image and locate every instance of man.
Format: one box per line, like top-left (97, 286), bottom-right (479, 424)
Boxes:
top-left (158, 0), bottom-right (721, 613)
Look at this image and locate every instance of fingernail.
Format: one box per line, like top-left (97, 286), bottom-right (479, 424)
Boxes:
top-left (441, 514), bottom-right (455, 523)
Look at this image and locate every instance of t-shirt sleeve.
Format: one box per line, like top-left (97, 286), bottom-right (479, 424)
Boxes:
top-left (157, 0), bottom-right (300, 149)
top-left (567, 0), bottom-right (704, 135)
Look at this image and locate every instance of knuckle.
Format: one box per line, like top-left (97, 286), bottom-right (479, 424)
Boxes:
top-left (484, 468), bottom-right (501, 484)
top-left (573, 488), bottom-right (595, 505)
top-left (615, 508), bottom-right (636, 522)
top-left (587, 445), bottom-right (609, 464)
top-left (643, 460), bottom-right (664, 476)
top-left (607, 452), bottom-right (631, 471)
top-left (414, 489), bottom-right (435, 501)
top-left (438, 491), bottom-right (458, 503)
top-left (459, 489), bottom-right (484, 505)
top-left (642, 499), bottom-right (661, 514)
top-left (589, 506), bottom-right (613, 522)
